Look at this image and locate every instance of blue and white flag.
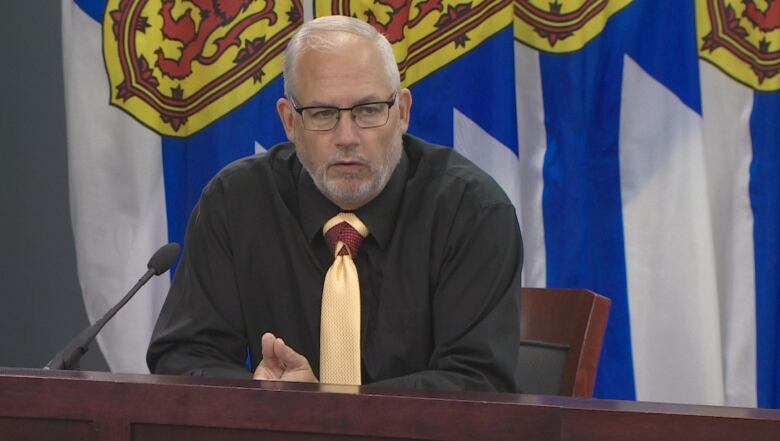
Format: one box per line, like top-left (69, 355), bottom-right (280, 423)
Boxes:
top-left (63, 0), bottom-right (297, 373)
top-left (63, 0), bottom-right (780, 408)
top-left (514, 0), bottom-right (780, 407)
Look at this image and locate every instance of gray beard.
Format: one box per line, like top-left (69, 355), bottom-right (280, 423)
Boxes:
top-left (303, 135), bottom-right (403, 210)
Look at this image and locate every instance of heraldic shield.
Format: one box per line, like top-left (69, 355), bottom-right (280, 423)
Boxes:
top-left (513, 0), bottom-right (634, 53)
top-left (103, 0), bottom-right (303, 137)
top-left (697, 0), bottom-right (780, 91)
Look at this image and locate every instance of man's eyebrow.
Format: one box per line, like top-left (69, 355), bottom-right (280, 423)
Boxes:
top-left (305, 94), bottom-right (386, 107)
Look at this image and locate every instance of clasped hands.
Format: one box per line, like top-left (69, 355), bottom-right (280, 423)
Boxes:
top-left (252, 332), bottom-right (319, 383)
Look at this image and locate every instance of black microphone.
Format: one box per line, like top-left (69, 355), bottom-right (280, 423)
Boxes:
top-left (44, 243), bottom-right (180, 370)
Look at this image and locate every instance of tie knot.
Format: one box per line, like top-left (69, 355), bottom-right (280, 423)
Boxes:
top-left (323, 213), bottom-right (368, 257)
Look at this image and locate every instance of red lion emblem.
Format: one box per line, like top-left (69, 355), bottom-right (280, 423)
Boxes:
top-left (105, 0), bottom-right (301, 135)
top-left (365, 0), bottom-right (443, 43)
top-left (155, 0), bottom-right (278, 79)
top-left (743, 0), bottom-right (780, 32)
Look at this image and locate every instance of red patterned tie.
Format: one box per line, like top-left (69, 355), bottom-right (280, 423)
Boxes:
top-left (320, 213), bottom-right (367, 385)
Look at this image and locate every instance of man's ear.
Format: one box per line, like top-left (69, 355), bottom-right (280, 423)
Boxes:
top-left (277, 97), bottom-right (296, 141)
top-left (397, 88), bottom-right (412, 133)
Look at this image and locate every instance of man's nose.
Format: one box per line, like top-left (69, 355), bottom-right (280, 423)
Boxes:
top-left (332, 110), bottom-right (360, 143)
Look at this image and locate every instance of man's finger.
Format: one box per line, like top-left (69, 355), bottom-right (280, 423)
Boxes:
top-left (273, 338), bottom-right (300, 367)
top-left (253, 332), bottom-right (284, 379)
top-left (274, 338), bottom-right (318, 383)
top-left (261, 332), bottom-right (278, 361)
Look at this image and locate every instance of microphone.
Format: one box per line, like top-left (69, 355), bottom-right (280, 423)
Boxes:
top-left (44, 243), bottom-right (180, 370)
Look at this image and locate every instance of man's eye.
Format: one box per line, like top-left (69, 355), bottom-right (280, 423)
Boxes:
top-left (355, 104), bottom-right (382, 116)
top-left (309, 109), bottom-right (337, 119)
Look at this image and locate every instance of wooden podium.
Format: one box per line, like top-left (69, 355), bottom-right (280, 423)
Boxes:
top-left (1, 367), bottom-right (779, 441)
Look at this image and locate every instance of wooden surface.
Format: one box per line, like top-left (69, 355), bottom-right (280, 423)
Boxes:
top-left (1, 368), bottom-right (779, 441)
top-left (520, 288), bottom-right (611, 396)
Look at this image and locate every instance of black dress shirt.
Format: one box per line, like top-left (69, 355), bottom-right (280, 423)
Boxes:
top-left (147, 134), bottom-right (523, 393)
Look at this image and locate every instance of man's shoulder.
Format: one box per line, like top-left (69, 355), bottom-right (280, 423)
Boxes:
top-left (403, 135), bottom-right (511, 207)
top-left (205, 142), bottom-right (298, 194)
top-left (216, 142), bottom-right (296, 179)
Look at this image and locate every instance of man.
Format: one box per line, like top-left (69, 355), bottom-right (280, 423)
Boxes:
top-left (147, 15), bottom-right (523, 393)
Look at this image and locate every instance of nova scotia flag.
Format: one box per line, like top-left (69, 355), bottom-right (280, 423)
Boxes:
top-left (63, 0), bottom-right (292, 373)
top-left (515, 0), bottom-right (780, 407)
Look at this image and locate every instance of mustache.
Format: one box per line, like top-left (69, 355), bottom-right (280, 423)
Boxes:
top-left (324, 151), bottom-right (371, 167)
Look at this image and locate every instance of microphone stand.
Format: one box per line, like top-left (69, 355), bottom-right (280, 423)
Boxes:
top-left (44, 243), bottom-right (180, 370)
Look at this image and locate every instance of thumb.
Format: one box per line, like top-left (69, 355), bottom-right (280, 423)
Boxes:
top-left (275, 338), bottom-right (311, 369)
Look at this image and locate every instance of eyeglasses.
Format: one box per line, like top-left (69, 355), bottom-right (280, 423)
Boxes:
top-left (290, 92), bottom-right (397, 131)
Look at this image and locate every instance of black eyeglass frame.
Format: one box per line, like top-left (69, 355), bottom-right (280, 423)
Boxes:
top-left (289, 92), bottom-right (398, 131)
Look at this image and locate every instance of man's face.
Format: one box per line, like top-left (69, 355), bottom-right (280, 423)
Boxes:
top-left (277, 33), bottom-right (412, 210)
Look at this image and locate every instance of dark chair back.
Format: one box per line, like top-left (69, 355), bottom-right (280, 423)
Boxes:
top-left (518, 288), bottom-right (611, 397)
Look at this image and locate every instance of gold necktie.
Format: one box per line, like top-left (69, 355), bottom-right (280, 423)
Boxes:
top-left (320, 212), bottom-right (368, 385)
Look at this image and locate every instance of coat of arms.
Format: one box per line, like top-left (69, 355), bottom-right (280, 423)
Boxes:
top-left (698, 0), bottom-right (780, 91)
top-left (104, 0), bottom-right (303, 136)
top-left (513, 0), bottom-right (633, 53)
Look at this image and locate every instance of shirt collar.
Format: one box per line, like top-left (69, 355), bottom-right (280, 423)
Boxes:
top-left (299, 144), bottom-right (408, 249)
